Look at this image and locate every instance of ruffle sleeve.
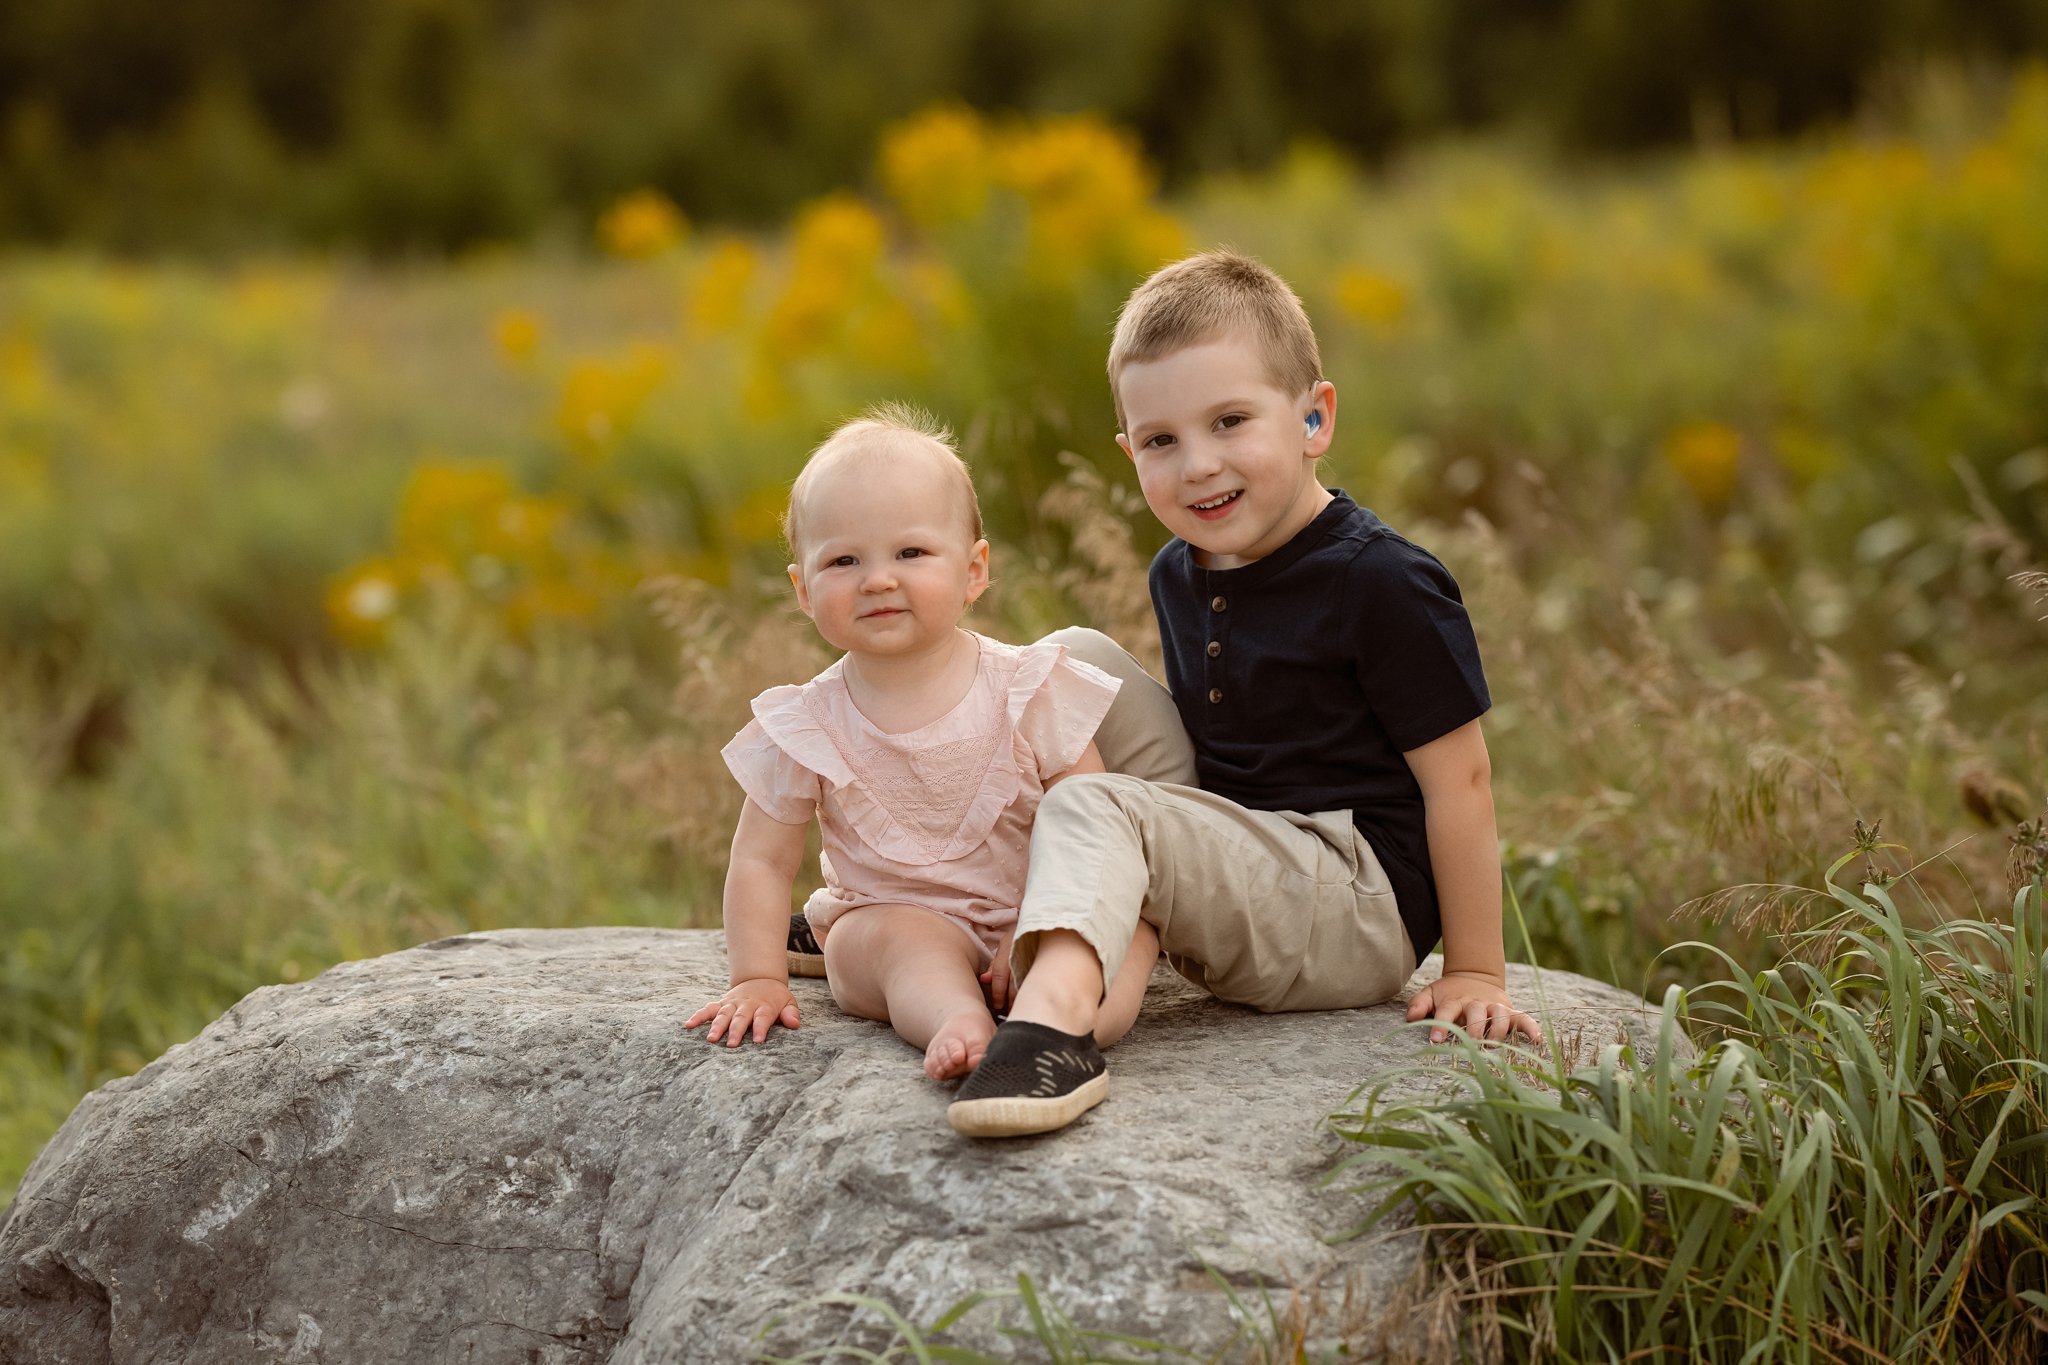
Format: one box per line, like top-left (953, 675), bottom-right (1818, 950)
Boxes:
top-left (1010, 643), bottom-right (1121, 780)
top-left (720, 684), bottom-right (843, 823)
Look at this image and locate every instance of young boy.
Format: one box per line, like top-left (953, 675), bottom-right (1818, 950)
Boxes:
top-left (946, 251), bottom-right (1541, 1138)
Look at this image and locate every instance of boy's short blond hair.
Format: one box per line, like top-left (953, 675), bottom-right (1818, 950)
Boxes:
top-left (783, 402), bottom-right (983, 559)
top-left (1107, 250), bottom-right (1323, 430)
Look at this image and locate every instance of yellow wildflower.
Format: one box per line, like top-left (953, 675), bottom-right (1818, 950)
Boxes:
top-left (1662, 422), bottom-right (1742, 507)
top-left (324, 557), bottom-right (407, 648)
top-left (882, 105), bottom-right (993, 228)
top-left (998, 117), bottom-right (1151, 215)
top-left (491, 308), bottom-right (543, 365)
top-left (0, 335), bottom-right (48, 414)
top-left (1336, 268), bottom-right (1411, 333)
top-left (503, 580), bottom-right (605, 636)
top-left (599, 189), bottom-right (689, 259)
top-left (1960, 143), bottom-right (2021, 194)
top-left (479, 494), bottom-right (575, 565)
top-left (763, 195), bottom-right (887, 359)
top-left (793, 194), bottom-right (886, 276)
top-left (555, 343), bottom-right (671, 459)
top-left (689, 239), bottom-right (759, 336)
top-left (996, 116), bottom-right (1157, 276)
top-left (395, 459), bottom-right (517, 557)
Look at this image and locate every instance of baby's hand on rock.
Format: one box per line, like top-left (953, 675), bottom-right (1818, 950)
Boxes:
top-left (1406, 972), bottom-right (1541, 1046)
top-left (686, 979), bottom-right (800, 1047)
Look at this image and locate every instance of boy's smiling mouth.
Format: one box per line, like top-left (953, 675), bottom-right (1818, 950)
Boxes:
top-left (1189, 490), bottom-right (1242, 518)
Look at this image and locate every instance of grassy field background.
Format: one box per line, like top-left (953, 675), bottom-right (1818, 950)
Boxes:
top-left (3, 68), bottom-right (2046, 1356)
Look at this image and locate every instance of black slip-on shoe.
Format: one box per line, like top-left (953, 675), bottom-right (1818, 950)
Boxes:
top-left (786, 913), bottom-right (827, 979)
top-left (947, 1019), bottom-right (1108, 1137)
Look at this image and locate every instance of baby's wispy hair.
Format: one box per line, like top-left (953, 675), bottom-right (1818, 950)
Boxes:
top-left (784, 402), bottom-right (983, 560)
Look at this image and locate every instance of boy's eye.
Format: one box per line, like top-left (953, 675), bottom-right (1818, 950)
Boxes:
top-left (1216, 413), bottom-right (1245, 430)
top-left (1143, 433), bottom-right (1175, 449)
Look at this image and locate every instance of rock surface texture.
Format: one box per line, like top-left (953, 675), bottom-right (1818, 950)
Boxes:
top-left (1, 929), bottom-right (1651, 1362)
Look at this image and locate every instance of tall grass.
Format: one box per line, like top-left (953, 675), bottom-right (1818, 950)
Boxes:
top-left (1329, 850), bottom-right (2048, 1363)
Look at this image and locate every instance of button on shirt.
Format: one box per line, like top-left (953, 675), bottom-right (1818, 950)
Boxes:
top-left (1148, 491), bottom-right (1492, 959)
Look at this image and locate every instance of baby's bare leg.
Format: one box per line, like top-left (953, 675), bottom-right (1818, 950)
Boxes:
top-left (821, 904), bottom-right (996, 1080)
top-left (1094, 919), bottom-right (1158, 1049)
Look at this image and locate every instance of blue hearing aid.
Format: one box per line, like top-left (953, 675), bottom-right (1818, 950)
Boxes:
top-left (1305, 411), bottom-right (1322, 434)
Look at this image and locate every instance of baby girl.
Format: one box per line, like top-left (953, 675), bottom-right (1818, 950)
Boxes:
top-left (685, 406), bottom-right (1158, 1096)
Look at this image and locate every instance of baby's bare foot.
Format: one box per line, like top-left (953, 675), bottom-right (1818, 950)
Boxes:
top-left (924, 1011), bottom-right (997, 1080)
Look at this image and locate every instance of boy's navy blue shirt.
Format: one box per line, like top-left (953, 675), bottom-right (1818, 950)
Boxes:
top-left (1148, 490), bottom-right (1491, 960)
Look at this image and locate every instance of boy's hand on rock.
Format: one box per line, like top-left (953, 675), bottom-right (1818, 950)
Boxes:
top-left (1406, 972), bottom-right (1542, 1046)
top-left (686, 979), bottom-right (800, 1047)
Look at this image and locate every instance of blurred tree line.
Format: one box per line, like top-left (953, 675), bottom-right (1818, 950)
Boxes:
top-left (3, 0), bottom-right (2045, 254)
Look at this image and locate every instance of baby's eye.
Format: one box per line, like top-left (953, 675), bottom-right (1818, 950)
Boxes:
top-left (898, 547), bottom-right (927, 559)
top-left (829, 554), bottom-right (857, 568)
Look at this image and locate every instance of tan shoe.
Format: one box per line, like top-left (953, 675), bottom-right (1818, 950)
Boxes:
top-left (786, 912), bottom-right (827, 979)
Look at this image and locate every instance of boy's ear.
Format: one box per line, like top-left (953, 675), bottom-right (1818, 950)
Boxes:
top-left (1115, 432), bottom-right (1135, 462)
top-left (787, 563), bottom-right (814, 616)
top-left (1304, 381), bottom-right (1337, 458)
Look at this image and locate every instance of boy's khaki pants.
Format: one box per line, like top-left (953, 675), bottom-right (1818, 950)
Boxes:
top-left (1020, 628), bottom-right (1418, 1014)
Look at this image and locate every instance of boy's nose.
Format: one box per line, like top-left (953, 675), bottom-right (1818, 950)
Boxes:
top-left (1182, 438), bottom-right (1225, 480)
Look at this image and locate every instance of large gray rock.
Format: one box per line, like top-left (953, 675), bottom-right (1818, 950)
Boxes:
top-left (0, 929), bottom-right (1649, 1362)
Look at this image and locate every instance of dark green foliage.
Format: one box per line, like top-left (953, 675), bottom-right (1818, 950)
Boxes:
top-left (6, 0), bottom-right (2048, 253)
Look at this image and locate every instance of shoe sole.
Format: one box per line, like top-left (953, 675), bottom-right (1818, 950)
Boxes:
top-left (946, 1072), bottom-right (1109, 1137)
top-left (787, 951), bottom-right (828, 979)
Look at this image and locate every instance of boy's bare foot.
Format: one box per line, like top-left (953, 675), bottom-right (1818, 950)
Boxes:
top-left (924, 1010), bottom-right (997, 1080)
top-left (1003, 930), bottom-right (1104, 1037)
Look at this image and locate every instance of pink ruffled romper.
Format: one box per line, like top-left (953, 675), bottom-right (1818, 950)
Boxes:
top-left (720, 633), bottom-right (1121, 968)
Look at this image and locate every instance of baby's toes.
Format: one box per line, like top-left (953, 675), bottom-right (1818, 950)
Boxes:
top-left (925, 1036), bottom-right (967, 1080)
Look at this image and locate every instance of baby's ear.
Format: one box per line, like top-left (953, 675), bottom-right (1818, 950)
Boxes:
top-left (787, 563), bottom-right (813, 616)
top-left (965, 539), bottom-right (991, 602)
